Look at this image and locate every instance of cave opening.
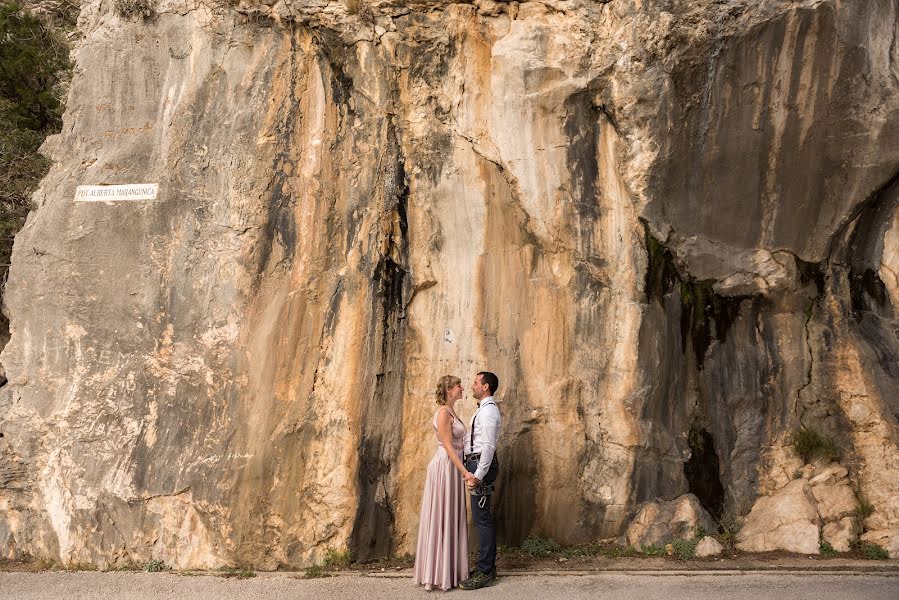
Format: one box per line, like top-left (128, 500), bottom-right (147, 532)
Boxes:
top-left (684, 426), bottom-right (725, 521)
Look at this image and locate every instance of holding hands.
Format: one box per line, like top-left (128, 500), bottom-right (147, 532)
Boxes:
top-left (463, 471), bottom-right (479, 489)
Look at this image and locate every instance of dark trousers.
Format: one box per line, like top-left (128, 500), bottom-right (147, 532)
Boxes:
top-left (465, 456), bottom-right (499, 574)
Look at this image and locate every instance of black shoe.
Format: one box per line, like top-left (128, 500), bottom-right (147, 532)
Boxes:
top-left (459, 570), bottom-right (496, 590)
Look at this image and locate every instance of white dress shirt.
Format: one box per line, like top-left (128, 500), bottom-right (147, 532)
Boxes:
top-left (464, 396), bottom-right (501, 481)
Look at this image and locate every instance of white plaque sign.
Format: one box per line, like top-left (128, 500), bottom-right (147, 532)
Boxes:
top-left (75, 184), bottom-right (158, 202)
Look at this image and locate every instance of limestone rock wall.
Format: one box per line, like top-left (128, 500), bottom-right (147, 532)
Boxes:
top-left (1, 0), bottom-right (897, 567)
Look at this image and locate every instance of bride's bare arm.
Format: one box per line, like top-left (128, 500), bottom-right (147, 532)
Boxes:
top-left (436, 409), bottom-right (472, 478)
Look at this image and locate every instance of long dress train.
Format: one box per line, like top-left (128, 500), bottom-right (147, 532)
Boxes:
top-left (413, 408), bottom-right (469, 591)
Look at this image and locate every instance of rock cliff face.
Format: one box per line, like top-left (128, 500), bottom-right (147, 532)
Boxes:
top-left (1, 0), bottom-right (898, 568)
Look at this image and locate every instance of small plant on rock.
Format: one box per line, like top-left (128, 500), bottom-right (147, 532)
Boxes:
top-left (856, 492), bottom-right (874, 522)
top-left (114, 0), bottom-right (155, 18)
top-left (719, 516), bottom-right (741, 549)
top-left (791, 427), bottom-right (841, 463)
top-left (819, 541), bottom-right (838, 558)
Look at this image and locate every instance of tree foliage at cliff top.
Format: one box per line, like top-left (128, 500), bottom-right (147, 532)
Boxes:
top-left (0, 0), bottom-right (72, 269)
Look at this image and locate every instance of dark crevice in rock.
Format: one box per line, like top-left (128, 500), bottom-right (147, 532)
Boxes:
top-left (684, 425), bottom-right (724, 520)
top-left (564, 90), bottom-right (602, 225)
top-left (257, 163), bottom-right (298, 274)
top-left (843, 171), bottom-right (899, 321)
top-left (256, 29), bottom-right (304, 276)
top-left (678, 278), bottom-right (745, 369)
top-left (309, 281), bottom-right (345, 399)
top-left (827, 170), bottom-right (899, 267)
top-left (493, 356), bottom-right (538, 546)
top-left (642, 222), bottom-right (748, 368)
top-left (565, 90), bottom-right (604, 285)
top-left (313, 28), bottom-right (356, 109)
top-left (796, 257), bottom-right (826, 297)
top-left (850, 268), bottom-right (889, 317)
top-left (643, 222), bottom-right (679, 303)
top-left (350, 117), bottom-right (410, 561)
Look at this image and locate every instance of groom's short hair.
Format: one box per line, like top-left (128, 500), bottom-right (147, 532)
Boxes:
top-left (478, 371), bottom-right (499, 395)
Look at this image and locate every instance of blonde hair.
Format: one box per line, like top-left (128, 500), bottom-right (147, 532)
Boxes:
top-left (435, 375), bottom-right (461, 405)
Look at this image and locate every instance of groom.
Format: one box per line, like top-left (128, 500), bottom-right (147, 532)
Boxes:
top-left (460, 371), bottom-right (501, 590)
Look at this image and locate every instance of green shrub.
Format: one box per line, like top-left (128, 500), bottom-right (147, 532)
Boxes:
top-left (856, 493), bottom-right (874, 522)
top-left (144, 559), bottom-right (167, 572)
top-left (323, 549), bottom-right (351, 568)
top-left (670, 538), bottom-right (697, 560)
top-left (520, 535), bottom-right (560, 557)
top-left (640, 544), bottom-right (666, 557)
top-left (0, 3), bottom-right (72, 284)
top-left (819, 541), bottom-right (838, 558)
top-left (0, 3), bottom-right (70, 131)
top-left (719, 516), bottom-right (741, 548)
top-left (218, 566), bottom-right (255, 579)
top-left (791, 427), bottom-right (841, 463)
top-left (303, 564), bottom-right (330, 578)
top-left (862, 543), bottom-right (889, 560)
top-left (603, 545), bottom-right (638, 558)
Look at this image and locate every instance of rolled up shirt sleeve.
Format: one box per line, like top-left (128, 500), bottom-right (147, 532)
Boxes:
top-left (474, 405), bottom-right (501, 481)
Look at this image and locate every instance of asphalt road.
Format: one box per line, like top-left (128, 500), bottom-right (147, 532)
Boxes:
top-left (0, 571), bottom-right (897, 600)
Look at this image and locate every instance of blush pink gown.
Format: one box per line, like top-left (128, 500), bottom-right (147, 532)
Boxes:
top-left (413, 408), bottom-right (469, 591)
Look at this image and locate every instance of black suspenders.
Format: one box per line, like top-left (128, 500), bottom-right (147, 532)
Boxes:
top-left (470, 410), bottom-right (477, 454)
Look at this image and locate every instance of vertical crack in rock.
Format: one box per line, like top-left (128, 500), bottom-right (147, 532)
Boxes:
top-left (795, 298), bottom-right (815, 427)
top-left (350, 117), bottom-right (411, 560)
top-left (794, 256), bottom-right (825, 424)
